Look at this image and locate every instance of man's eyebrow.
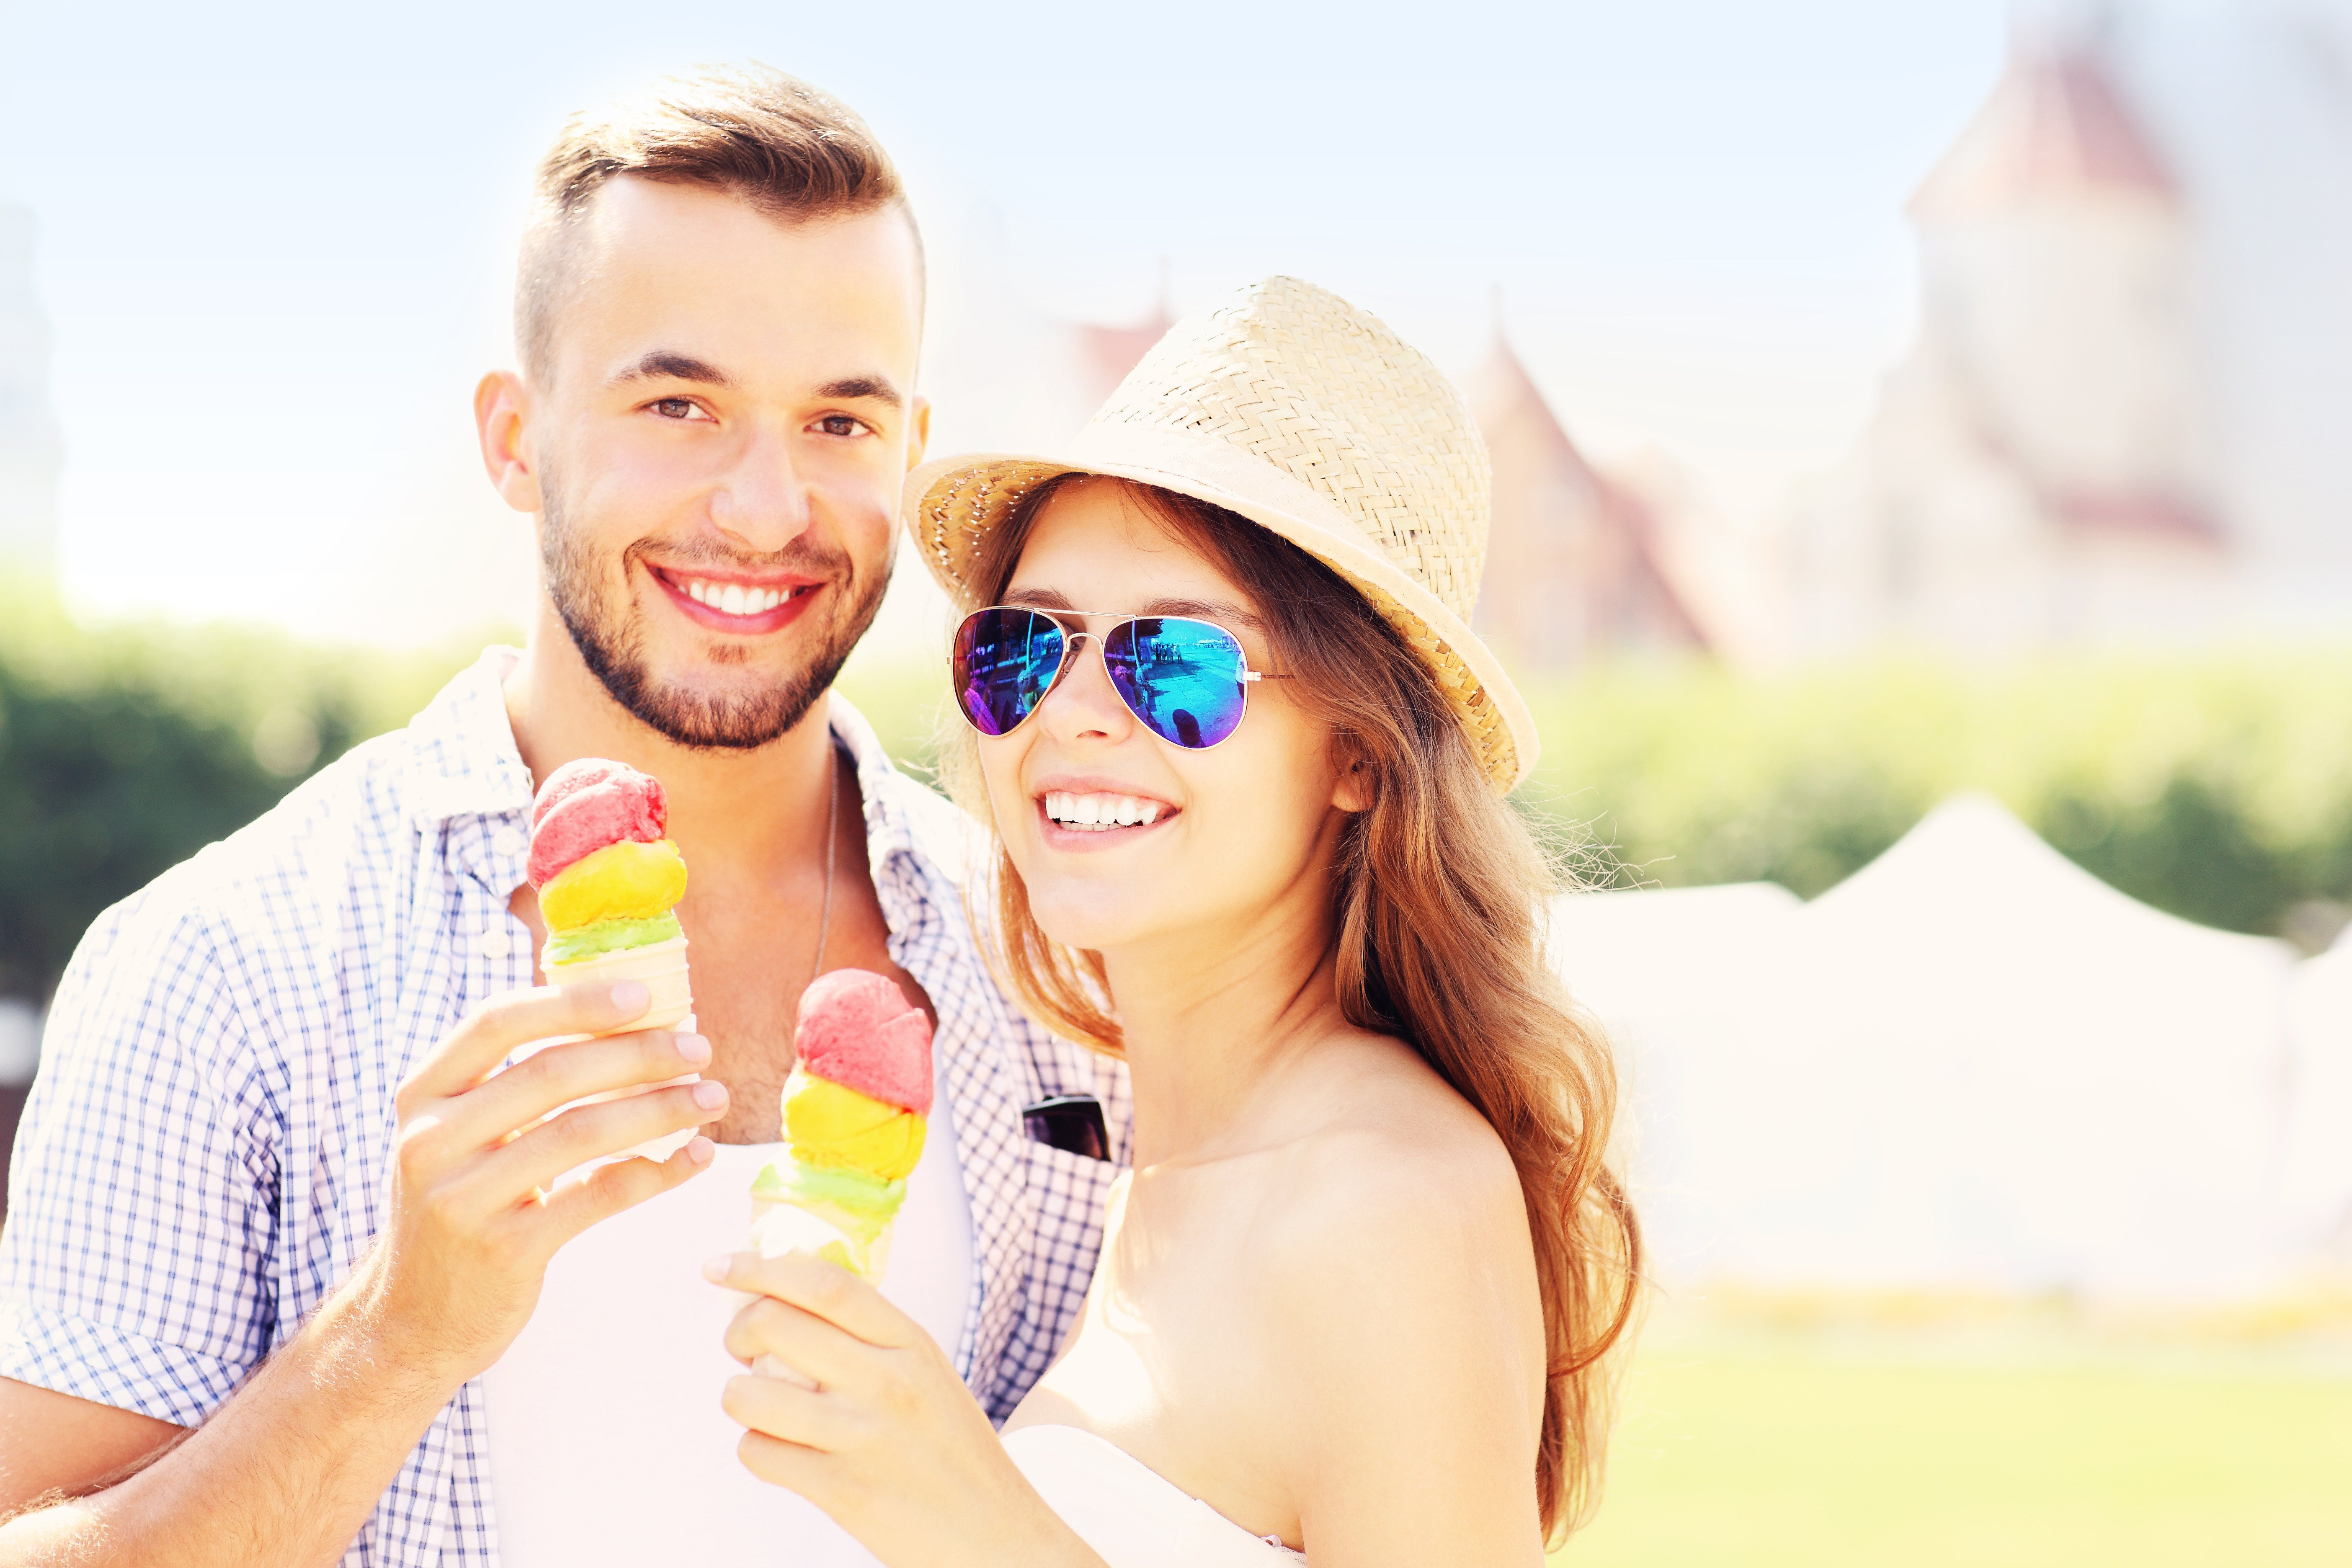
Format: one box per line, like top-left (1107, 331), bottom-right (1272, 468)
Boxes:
top-left (611, 351), bottom-right (733, 387)
top-left (816, 373), bottom-right (905, 406)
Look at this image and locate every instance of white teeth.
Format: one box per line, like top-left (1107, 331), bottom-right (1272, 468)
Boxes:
top-left (678, 576), bottom-right (800, 616)
top-left (1040, 792), bottom-right (1169, 831)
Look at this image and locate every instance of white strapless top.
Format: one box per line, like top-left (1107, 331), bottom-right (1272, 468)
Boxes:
top-left (1004, 1425), bottom-right (1308, 1565)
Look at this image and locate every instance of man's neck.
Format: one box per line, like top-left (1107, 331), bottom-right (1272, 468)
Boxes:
top-left (500, 610), bottom-right (836, 887)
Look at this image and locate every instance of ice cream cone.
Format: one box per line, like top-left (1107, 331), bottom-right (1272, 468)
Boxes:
top-left (738, 965), bottom-right (933, 1383)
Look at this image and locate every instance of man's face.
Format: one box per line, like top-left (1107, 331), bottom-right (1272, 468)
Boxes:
top-left (515, 178), bottom-right (926, 749)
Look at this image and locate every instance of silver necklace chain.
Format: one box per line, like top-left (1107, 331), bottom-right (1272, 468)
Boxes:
top-left (810, 748), bottom-right (839, 982)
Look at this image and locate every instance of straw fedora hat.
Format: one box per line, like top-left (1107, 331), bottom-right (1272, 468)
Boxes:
top-left (901, 274), bottom-right (1537, 792)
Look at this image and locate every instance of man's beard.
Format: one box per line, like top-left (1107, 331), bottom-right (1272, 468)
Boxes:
top-left (538, 480), bottom-right (888, 751)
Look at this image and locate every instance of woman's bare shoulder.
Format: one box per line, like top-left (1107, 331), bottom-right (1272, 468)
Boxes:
top-left (1284, 1028), bottom-right (1521, 1210)
top-left (1249, 1029), bottom-right (1535, 1340)
top-left (1230, 1032), bottom-right (1547, 1545)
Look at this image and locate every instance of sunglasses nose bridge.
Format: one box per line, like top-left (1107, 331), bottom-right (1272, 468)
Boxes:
top-left (1052, 627), bottom-right (1102, 683)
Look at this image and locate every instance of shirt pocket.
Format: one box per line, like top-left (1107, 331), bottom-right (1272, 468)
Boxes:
top-left (1022, 1135), bottom-right (1120, 1297)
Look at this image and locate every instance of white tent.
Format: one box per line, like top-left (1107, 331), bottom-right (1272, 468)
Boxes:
top-left (1555, 795), bottom-right (2304, 1302)
top-left (1550, 881), bottom-right (1807, 1288)
top-left (2283, 941), bottom-right (2352, 1272)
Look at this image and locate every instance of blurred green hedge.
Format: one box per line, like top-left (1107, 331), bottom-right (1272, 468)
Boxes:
top-left (838, 647), bottom-right (2352, 946)
top-left (1516, 652), bottom-right (2352, 942)
top-left (5, 585), bottom-right (2346, 1008)
top-left (0, 583), bottom-right (487, 1002)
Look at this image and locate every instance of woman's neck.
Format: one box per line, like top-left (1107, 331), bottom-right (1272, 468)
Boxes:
top-left (1101, 897), bottom-right (1346, 1168)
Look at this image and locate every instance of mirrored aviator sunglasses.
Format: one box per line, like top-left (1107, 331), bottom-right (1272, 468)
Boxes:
top-left (950, 606), bottom-right (1284, 750)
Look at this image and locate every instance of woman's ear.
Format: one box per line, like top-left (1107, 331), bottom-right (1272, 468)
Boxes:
top-left (1331, 754), bottom-right (1373, 813)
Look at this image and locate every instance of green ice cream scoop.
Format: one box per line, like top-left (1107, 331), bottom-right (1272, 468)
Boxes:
top-left (542, 911), bottom-right (683, 967)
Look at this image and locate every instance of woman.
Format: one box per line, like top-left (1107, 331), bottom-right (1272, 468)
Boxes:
top-left (707, 277), bottom-right (1642, 1564)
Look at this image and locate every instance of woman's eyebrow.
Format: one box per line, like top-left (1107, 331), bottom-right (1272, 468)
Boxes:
top-left (1139, 596), bottom-right (1265, 631)
top-left (995, 588), bottom-right (1265, 631)
top-left (1000, 587), bottom-right (1076, 611)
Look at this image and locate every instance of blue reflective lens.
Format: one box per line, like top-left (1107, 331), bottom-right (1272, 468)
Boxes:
top-left (953, 608), bottom-right (1065, 737)
top-left (1105, 618), bottom-right (1251, 749)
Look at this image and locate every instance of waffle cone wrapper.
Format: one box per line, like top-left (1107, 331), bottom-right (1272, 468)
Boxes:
top-left (743, 1197), bottom-right (897, 1387)
top-left (544, 934), bottom-right (693, 1032)
top-left (521, 935), bottom-right (696, 1162)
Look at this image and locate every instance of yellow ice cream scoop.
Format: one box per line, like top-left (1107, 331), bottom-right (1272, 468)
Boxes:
top-left (540, 838), bottom-right (687, 930)
top-left (781, 1073), bottom-right (928, 1180)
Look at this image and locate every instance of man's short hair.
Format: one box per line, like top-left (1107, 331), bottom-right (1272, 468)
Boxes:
top-left (516, 64), bottom-right (913, 380)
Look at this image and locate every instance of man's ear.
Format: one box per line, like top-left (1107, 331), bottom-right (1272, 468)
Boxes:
top-left (905, 392), bottom-right (932, 473)
top-left (475, 370), bottom-right (544, 515)
top-left (1332, 754), bottom-right (1373, 814)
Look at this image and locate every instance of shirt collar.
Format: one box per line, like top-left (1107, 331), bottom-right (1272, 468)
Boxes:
top-left (403, 646), bottom-right (535, 825)
top-left (828, 690), bottom-right (937, 882)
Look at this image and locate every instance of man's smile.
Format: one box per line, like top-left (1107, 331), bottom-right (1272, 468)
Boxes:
top-left (646, 563), bottom-right (826, 635)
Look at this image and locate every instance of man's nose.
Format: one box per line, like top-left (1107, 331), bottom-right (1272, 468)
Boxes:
top-left (706, 420), bottom-right (813, 552)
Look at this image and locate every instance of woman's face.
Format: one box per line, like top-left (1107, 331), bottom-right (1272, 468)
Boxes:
top-left (977, 480), bottom-right (1356, 959)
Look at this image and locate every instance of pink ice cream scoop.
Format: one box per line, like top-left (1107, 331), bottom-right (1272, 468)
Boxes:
top-left (794, 968), bottom-right (935, 1115)
top-left (527, 759), bottom-right (669, 888)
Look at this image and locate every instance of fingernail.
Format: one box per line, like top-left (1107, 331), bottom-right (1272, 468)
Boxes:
top-left (686, 1136), bottom-right (715, 1166)
top-left (701, 1253), bottom-right (732, 1283)
top-left (693, 1080), bottom-right (730, 1111)
top-left (675, 1032), bottom-right (711, 1066)
top-left (610, 980), bottom-right (650, 1015)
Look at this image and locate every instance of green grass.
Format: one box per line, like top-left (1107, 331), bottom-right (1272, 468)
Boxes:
top-left (1555, 1334), bottom-right (2352, 1566)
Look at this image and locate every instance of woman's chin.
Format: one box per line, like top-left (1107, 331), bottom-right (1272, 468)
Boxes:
top-left (1024, 890), bottom-right (1156, 956)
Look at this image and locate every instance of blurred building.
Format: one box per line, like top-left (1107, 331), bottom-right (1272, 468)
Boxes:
top-left (1787, 4), bottom-right (2352, 652)
top-left (1071, 297), bottom-right (1174, 411)
top-left (0, 203), bottom-right (62, 572)
top-left (1468, 330), bottom-right (1711, 668)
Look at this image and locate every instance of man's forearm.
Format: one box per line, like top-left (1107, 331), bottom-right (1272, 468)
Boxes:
top-left (0, 1271), bottom-right (460, 1568)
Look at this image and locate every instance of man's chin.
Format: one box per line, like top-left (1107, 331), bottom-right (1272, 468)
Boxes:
top-left (610, 666), bottom-right (833, 751)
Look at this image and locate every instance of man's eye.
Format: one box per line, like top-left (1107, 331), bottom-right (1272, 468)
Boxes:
top-left (651, 398), bottom-right (702, 420)
top-left (816, 415), bottom-right (866, 438)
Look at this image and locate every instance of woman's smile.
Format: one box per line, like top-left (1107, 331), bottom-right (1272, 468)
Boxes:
top-left (1032, 773), bottom-right (1183, 849)
top-left (1040, 791), bottom-right (1170, 830)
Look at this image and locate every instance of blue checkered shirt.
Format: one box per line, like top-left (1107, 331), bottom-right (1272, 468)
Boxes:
top-left (0, 648), bottom-right (1130, 1566)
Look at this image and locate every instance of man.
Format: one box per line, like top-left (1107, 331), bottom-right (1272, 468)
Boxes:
top-left (0, 66), bottom-right (1126, 1567)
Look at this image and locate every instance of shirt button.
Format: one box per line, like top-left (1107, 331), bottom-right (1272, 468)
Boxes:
top-left (492, 828), bottom-right (526, 859)
top-left (478, 928), bottom-right (514, 961)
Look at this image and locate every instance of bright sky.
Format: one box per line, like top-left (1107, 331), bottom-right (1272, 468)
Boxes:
top-left (0, 0), bottom-right (2009, 645)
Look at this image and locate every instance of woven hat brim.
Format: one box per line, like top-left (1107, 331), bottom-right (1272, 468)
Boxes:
top-left (901, 423), bottom-right (1539, 793)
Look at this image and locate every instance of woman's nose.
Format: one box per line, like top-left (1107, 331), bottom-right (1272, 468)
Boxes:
top-left (1038, 634), bottom-right (1133, 743)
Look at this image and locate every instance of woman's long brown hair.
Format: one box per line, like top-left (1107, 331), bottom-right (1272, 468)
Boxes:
top-left (943, 475), bottom-right (1645, 1541)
